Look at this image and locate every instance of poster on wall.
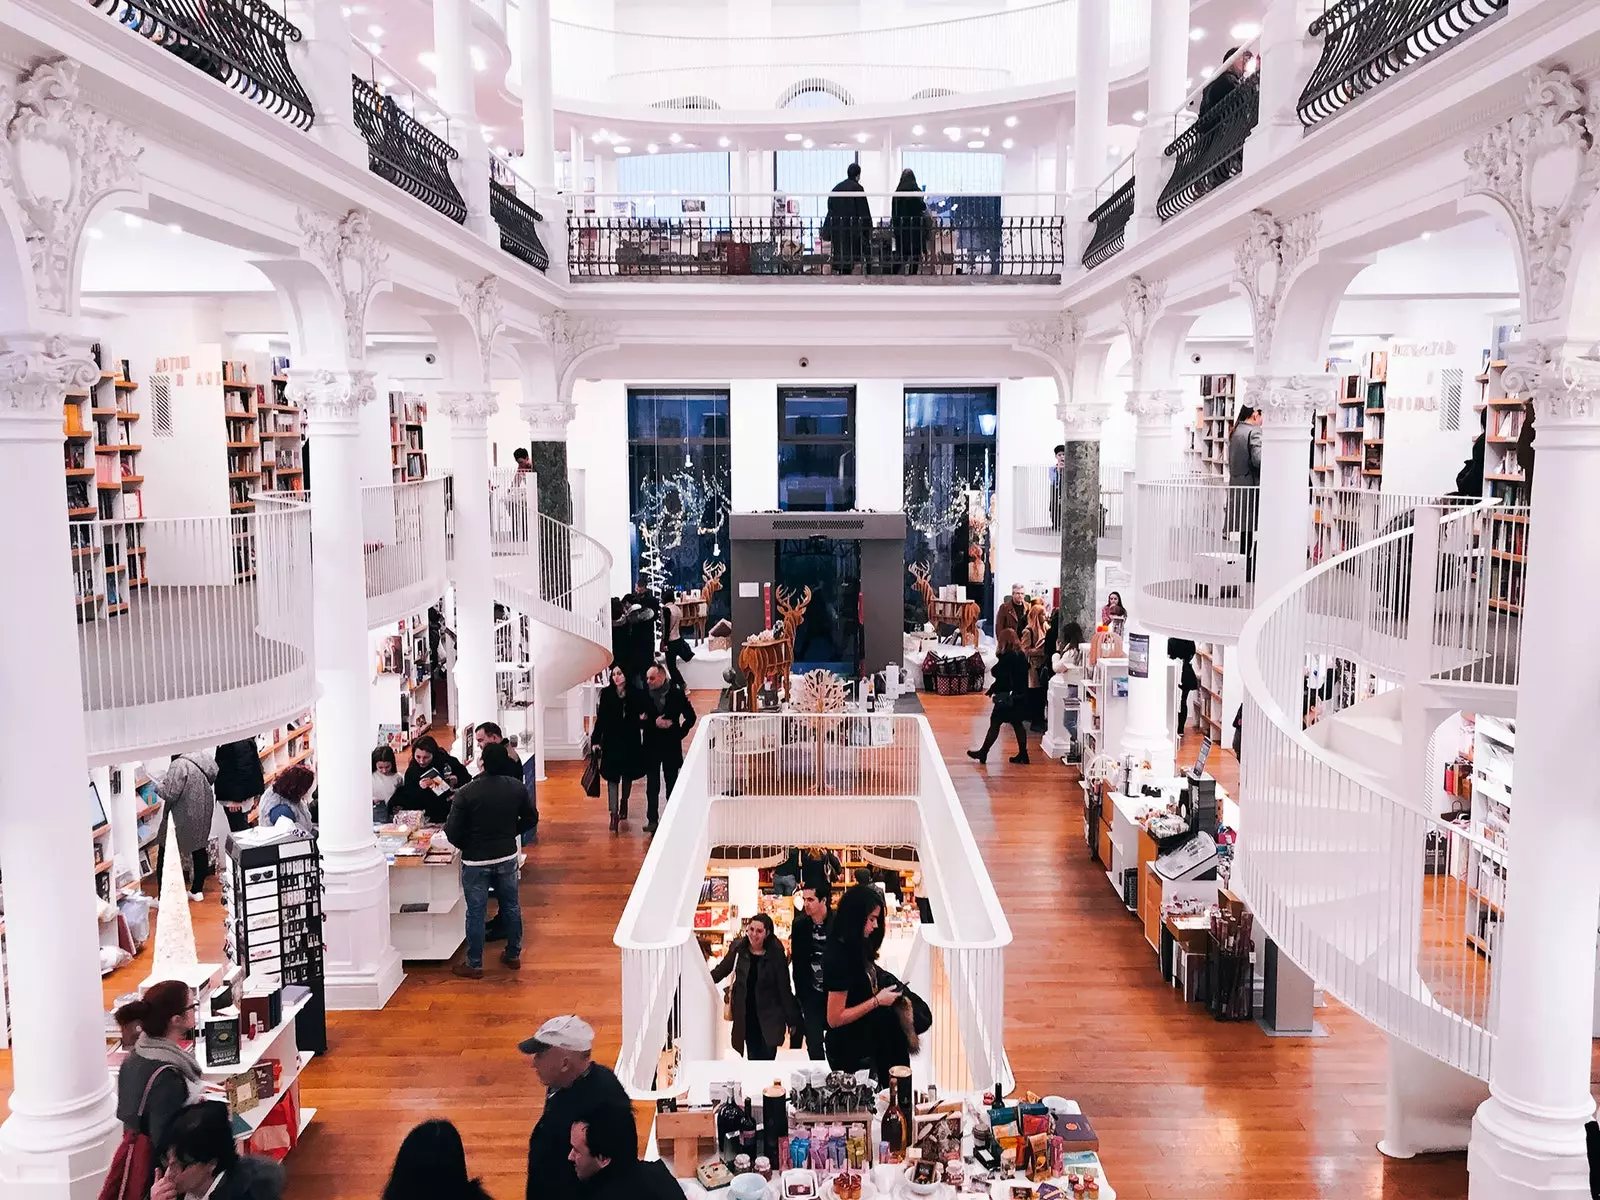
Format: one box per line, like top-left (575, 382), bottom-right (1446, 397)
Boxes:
top-left (1127, 633), bottom-right (1150, 678)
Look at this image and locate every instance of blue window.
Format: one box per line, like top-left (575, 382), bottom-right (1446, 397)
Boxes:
top-left (778, 387), bottom-right (855, 512)
top-left (903, 388), bottom-right (997, 623)
top-left (627, 390), bottom-right (731, 613)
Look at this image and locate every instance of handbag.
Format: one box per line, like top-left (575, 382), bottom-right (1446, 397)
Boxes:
top-left (990, 689), bottom-right (1015, 710)
top-left (580, 747), bottom-right (601, 799)
top-left (98, 1065), bottom-right (174, 1200)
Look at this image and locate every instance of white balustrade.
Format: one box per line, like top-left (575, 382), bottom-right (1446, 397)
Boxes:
top-left (1134, 479), bottom-right (1259, 641)
top-left (488, 471), bottom-right (612, 647)
top-left (1013, 460), bottom-right (1128, 554)
top-left (362, 477), bottom-right (449, 629)
top-left (614, 712), bottom-right (1011, 1097)
top-left (75, 498), bottom-right (316, 765)
top-left (545, 1), bottom-right (1151, 110)
top-left (1237, 501), bottom-right (1523, 1082)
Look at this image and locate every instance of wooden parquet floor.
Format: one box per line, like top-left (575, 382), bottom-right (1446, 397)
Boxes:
top-left (1, 695), bottom-right (1483, 1198)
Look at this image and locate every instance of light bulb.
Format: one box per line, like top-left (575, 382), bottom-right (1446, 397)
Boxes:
top-left (669, 132), bottom-right (683, 144)
top-left (1005, 115), bottom-right (1018, 128)
top-left (911, 124), bottom-right (925, 136)
top-left (718, 136), bottom-right (731, 148)
top-left (1189, 27), bottom-right (1206, 41)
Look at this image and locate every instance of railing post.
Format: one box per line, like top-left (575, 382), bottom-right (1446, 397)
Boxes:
top-left (295, 0), bottom-right (367, 164)
top-left (1244, 0), bottom-right (1320, 171)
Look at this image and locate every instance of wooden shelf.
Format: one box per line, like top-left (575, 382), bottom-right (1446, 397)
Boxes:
top-left (65, 466), bottom-right (95, 477)
top-left (1485, 473), bottom-right (1525, 482)
top-left (228, 441), bottom-right (261, 449)
top-left (1486, 398), bottom-right (1524, 407)
top-left (1490, 550), bottom-right (1526, 563)
top-left (114, 379), bottom-right (138, 391)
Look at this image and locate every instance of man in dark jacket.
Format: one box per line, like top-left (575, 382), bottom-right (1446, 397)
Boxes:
top-left (153, 1101), bottom-right (284, 1200)
top-left (824, 162), bottom-right (873, 276)
top-left (790, 882), bottom-right (833, 1060)
top-left (445, 742), bottom-right (536, 978)
top-left (569, 1105), bottom-right (681, 1199)
top-left (522, 1015), bottom-right (635, 1200)
top-left (637, 663), bottom-right (696, 833)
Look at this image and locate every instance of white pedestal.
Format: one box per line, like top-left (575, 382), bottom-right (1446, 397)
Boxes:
top-left (389, 859), bottom-right (466, 962)
top-left (1040, 670), bottom-right (1084, 761)
top-left (320, 851), bottom-right (404, 1010)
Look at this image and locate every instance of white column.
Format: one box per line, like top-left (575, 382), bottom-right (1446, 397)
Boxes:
top-left (1128, 0), bottom-right (1192, 242)
top-left (1119, 388), bottom-right (1184, 775)
top-left (433, 0), bottom-right (494, 238)
top-left (1246, 0), bottom-right (1319, 171)
top-left (1053, 108), bottom-right (1072, 215)
top-left (299, 0), bottom-right (365, 164)
top-left (519, 0), bottom-right (556, 189)
top-left (288, 369), bottom-right (404, 1010)
top-left (441, 392), bottom-right (499, 732)
top-left (0, 336), bottom-right (121, 1197)
top-left (569, 125), bottom-right (585, 192)
top-left (1071, 0), bottom-right (1109, 208)
top-left (1469, 347), bottom-right (1600, 1200)
top-left (1250, 377), bottom-right (1327, 599)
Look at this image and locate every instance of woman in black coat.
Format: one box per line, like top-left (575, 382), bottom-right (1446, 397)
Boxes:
top-left (891, 168), bottom-right (928, 275)
top-left (711, 913), bottom-right (800, 1061)
top-left (594, 664), bottom-right (642, 833)
top-left (967, 627), bottom-right (1031, 765)
top-left (392, 735), bottom-right (468, 825)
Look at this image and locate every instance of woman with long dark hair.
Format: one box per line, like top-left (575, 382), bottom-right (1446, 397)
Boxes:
top-left (823, 884), bottom-right (906, 1083)
top-left (891, 168), bottom-right (929, 274)
top-left (260, 764), bottom-right (316, 832)
top-left (382, 1120), bottom-right (491, 1200)
top-left (968, 626), bottom-right (1031, 765)
top-left (593, 664), bottom-right (642, 833)
top-left (710, 912), bottom-right (801, 1060)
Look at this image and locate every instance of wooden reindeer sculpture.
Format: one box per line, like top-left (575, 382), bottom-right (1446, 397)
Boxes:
top-left (910, 562), bottom-right (936, 623)
top-left (700, 561), bottom-right (726, 620)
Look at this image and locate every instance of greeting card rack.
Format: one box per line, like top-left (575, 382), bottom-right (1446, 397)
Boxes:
top-left (225, 835), bottom-right (327, 1054)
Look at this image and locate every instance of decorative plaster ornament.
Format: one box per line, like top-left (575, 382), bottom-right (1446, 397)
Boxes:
top-left (1233, 209), bottom-right (1320, 366)
top-left (1244, 374), bottom-right (1339, 427)
top-left (1502, 339), bottom-right (1600, 423)
top-left (1123, 388), bottom-right (1185, 425)
top-left (0, 333), bottom-right (97, 415)
top-left (298, 208), bottom-right (390, 360)
top-left (1121, 276), bottom-right (1167, 387)
top-left (1465, 67), bottom-right (1600, 325)
top-left (152, 819), bottom-right (199, 974)
top-left (0, 58), bottom-right (142, 316)
top-left (438, 388), bottom-right (499, 428)
top-left (1009, 310), bottom-right (1083, 359)
top-left (1057, 401), bottom-right (1110, 435)
top-left (539, 310), bottom-right (618, 402)
top-left (457, 276), bottom-right (504, 384)
top-left (284, 367), bottom-right (377, 422)
top-left (793, 669), bottom-right (847, 713)
top-left (521, 396), bottom-right (577, 439)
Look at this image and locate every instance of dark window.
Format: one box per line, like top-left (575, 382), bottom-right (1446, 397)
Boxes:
top-left (777, 386), bottom-right (855, 512)
top-left (627, 389), bottom-right (732, 618)
top-left (903, 388), bottom-right (998, 625)
top-left (776, 537), bottom-right (862, 675)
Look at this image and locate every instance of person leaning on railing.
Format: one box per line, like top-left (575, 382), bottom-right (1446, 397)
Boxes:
top-left (891, 168), bottom-right (929, 275)
top-left (823, 162), bottom-right (873, 276)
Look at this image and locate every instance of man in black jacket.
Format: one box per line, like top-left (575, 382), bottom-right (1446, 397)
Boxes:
top-left (522, 1015), bottom-right (635, 1200)
top-left (637, 663), bottom-right (696, 834)
top-left (824, 162), bottom-right (873, 276)
top-left (153, 1101), bottom-right (283, 1200)
top-left (569, 1105), bottom-right (680, 1199)
top-left (790, 881), bottom-right (833, 1060)
top-left (445, 742), bottom-right (537, 977)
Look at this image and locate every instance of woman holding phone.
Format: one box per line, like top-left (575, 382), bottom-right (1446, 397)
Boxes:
top-left (822, 884), bottom-right (907, 1084)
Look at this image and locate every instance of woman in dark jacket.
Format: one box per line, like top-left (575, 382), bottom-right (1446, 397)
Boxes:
top-left (392, 735), bottom-right (468, 825)
top-left (891, 168), bottom-right (928, 274)
top-left (1168, 638), bottom-right (1200, 737)
top-left (213, 739), bottom-right (265, 831)
top-left (115, 980), bottom-right (201, 1189)
top-left (710, 913), bottom-right (800, 1061)
top-left (382, 1119), bottom-right (492, 1200)
top-left (967, 627), bottom-right (1031, 765)
top-left (823, 884), bottom-right (909, 1085)
top-left (594, 664), bottom-right (642, 833)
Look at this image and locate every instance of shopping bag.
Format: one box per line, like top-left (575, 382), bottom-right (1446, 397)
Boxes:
top-left (580, 751), bottom-right (602, 799)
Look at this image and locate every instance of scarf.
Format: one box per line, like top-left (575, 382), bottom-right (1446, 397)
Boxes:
top-left (136, 1034), bottom-right (203, 1083)
top-left (649, 683), bottom-right (670, 710)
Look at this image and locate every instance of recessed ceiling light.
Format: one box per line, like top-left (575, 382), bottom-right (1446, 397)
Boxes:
top-left (1001, 137), bottom-right (1014, 150)
top-left (367, 23), bottom-right (383, 37)
top-left (167, 222), bottom-right (182, 234)
top-left (494, 145), bottom-right (507, 155)
top-left (1421, 231), bottom-right (1432, 240)
top-left (784, 133), bottom-right (803, 142)
top-left (469, 46), bottom-right (486, 72)
top-left (1132, 110), bottom-right (1146, 121)
top-left (418, 51), bottom-right (437, 72)
top-left (365, 41), bottom-right (382, 55)
top-left (981, 126), bottom-right (990, 137)
top-left (340, 5), bottom-right (352, 15)
top-left (943, 126), bottom-right (961, 139)
top-left (1005, 116), bottom-right (1018, 128)
top-left (682, 142), bottom-right (698, 148)
top-left (591, 130), bottom-right (605, 143)
top-left (87, 227), bottom-right (104, 239)
top-left (967, 140), bottom-right (985, 149)
top-left (123, 213), bottom-right (142, 228)
top-left (1190, 28), bottom-right (1206, 40)
top-left (832, 141), bottom-right (847, 148)
top-left (647, 142), bottom-right (659, 153)
top-left (668, 132), bottom-right (682, 144)
top-left (378, 73), bottom-right (395, 87)
top-left (855, 132), bottom-right (869, 143)
top-left (911, 124), bottom-right (925, 136)
top-left (802, 138), bottom-right (815, 148)
top-left (480, 128), bottom-right (494, 142)
top-left (614, 145), bottom-right (631, 154)
top-left (717, 136), bottom-right (730, 148)
top-left (1230, 21), bottom-right (1261, 38)
top-left (1201, 65), bottom-right (1215, 78)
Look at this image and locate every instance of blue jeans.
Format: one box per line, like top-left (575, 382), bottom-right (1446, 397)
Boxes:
top-left (462, 858), bottom-right (522, 968)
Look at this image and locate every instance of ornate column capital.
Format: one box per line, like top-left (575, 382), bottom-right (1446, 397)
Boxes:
top-left (0, 59), bottom-right (142, 317)
top-left (456, 276), bottom-right (504, 385)
top-left (1245, 372), bottom-right (1339, 431)
top-left (1125, 388), bottom-right (1185, 429)
top-left (298, 208), bottom-right (390, 361)
top-left (1465, 67), bottom-right (1600, 325)
top-left (1057, 400), bottom-right (1110, 441)
top-left (1121, 275), bottom-right (1166, 389)
top-left (1010, 311), bottom-right (1082, 361)
top-left (1234, 209), bottom-right (1320, 365)
top-left (1502, 339), bottom-right (1600, 425)
top-left (521, 397), bottom-right (576, 440)
top-left (438, 389), bottom-right (499, 431)
top-left (285, 367), bottom-right (377, 424)
top-left (539, 310), bottom-right (618, 403)
top-left (0, 333), bottom-right (97, 435)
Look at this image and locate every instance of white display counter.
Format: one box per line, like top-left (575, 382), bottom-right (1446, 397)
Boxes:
top-left (389, 857), bottom-right (465, 961)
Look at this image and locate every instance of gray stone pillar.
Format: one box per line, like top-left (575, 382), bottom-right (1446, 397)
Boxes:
top-left (1057, 402), bottom-right (1110, 636)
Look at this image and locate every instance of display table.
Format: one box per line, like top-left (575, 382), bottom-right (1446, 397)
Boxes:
top-left (1040, 669), bottom-right (1085, 761)
top-left (389, 856), bottom-right (465, 961)
top-left (1192, 551), bottom-right (1245, 598)
top-left (902, 641), bottom-right (995, 691)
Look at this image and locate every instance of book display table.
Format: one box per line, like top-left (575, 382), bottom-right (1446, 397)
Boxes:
top-left (389, 854), bottom-right (465, 961)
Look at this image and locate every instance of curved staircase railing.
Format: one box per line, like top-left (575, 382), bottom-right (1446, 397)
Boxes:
top-left (487, 474), bottom-right (612, 650)
top-left (1236, 499), bottom-right (1520, 1081)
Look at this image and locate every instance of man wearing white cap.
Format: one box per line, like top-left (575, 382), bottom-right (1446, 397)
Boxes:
top-left (521, 1015), bottom-right (634, 1200)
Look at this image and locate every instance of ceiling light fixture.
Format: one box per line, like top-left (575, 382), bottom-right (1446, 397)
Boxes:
top-left (123, 213), bottom-right (142, 228)
top-left (1200, 66), bottom-right (1215, 78)
top-left (785, 132), bottom-right (803, 142)
top-left (668, 132), bottom-right (682, 144)
top-left (592, 130), bottom-right (605, 143)
top-left (365, 41), bottom-right (382, 55)
top-left (1132, 110), bottom-right (1146, 121)
top-left (911, 124), bottom-right (925, 136)
top-left (1189, 27), bottom-right (1206, 40)
top-left (1421, 231), bottom-right (1432, 240)
top-left (1005, 115), bottom-right (1019, 128)
top-left (855, 132), bottom-right (869, 143)
top-left (167, 223), bottom-right (182, 234)
top-left (1230, 21), bottom-right (1261, 39)
top-left (832, 141), bottom-right (847, 148)
top-left (682, 142), bottom-right (698, 148)
top-left (647, 142), bottom-right (659, 153)
top-left (802, 138), bottom-right (815, 148)
top-left (87, 227), bottom-right (104, 239)
top-left (717, 136), bottom-right (731, 148)
top-left (614, 145), bottom-right (631, 154)
top-left (1001, 137), bottom-right (1014, 150)
top-left (981, 126), bottom-right (990, 137)
top-left (367, 23), bottom-right (383, 37)
top-left (340, 5), bottom-right (352, 15)
top-left (378, 73), bottom-right (395, 87)
top-left (967, 139), bottom-right (985, 149)
top-left (944, 126), bottom-right (961, 140)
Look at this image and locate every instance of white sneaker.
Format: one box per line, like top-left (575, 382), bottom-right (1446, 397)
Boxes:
top-left (189, 892), bottom-right (204, 902)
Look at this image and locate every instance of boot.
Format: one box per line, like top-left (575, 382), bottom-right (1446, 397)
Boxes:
top-left (1009, 753), bottom-right (1030, 765)
top-left (609, 812), bottom-right (619, 834)
top-left (966, 749), bottom-right (987, 765)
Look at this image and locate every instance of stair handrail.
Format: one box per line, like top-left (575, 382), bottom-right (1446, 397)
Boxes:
top-left (487, 471), bottom-right (613, 649)
top-left (1236, 498), bottom-right (1508, 1080)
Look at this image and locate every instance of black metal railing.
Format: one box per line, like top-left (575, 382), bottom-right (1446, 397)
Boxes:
top-left (490, 170), bottom-right (550, 272)
top-left (89, 0), bottom-right (314, 130)
top-left (351, 75), bottom-right (466, 224)
top-left (1157, 72), bottom-right (1261, 222)
top-left (1081, 180), bottom-right (1134, 270)
top-left (567, 207), bottom-right (1064, 281)
top-left (1297, 0), bottom-right (1507, 128)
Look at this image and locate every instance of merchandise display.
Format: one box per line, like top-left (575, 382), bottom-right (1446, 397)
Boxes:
top-left (62, 343), bottom-right (144, 623)
top-left (372, 611), bottom-right (435, 750)
top-left (378, 817), bottom-right (466, 961)
top-left (223, 833), bottom-right (327, 1055)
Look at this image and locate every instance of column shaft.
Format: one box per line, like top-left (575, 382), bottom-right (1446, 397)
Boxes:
top-left (449, 416), bottom-right (498, 730)
top-left (1256, 419), bottom-right (1311, 599)
top-left (1057, 406), bottom-right (1107, 638)
top-left (1072, 0), bottom-right (1109, 203)
top-left (519, 0), bottom-right (556, 188)
top-left (1146, 0), bottom-right (1190, 118)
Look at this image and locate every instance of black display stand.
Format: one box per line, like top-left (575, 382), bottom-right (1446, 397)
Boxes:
top-left (226, 836), bottom-right (327, 1054)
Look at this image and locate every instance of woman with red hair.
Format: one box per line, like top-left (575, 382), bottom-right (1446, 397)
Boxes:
top-left (110, 980), bottom-right (201, 1198)
top-left (260, 764), bottom-right (316, 832)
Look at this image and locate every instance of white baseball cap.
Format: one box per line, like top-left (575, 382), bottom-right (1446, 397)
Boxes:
top-left (518, 1014), bottom-right (595, 1055)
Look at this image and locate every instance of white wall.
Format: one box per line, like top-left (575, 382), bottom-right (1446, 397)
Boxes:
top-left (993, 377), bottom-right (1061, 595)
top-left (854, 379), bottom-right (904, 511)
top-left (569, 380), bottom-right (635, 595)
top-left (730, 380), bottom-right (778, 510)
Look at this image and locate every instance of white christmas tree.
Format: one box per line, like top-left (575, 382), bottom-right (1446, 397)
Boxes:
top-left (152, 819), bottom-right (199, 974)
top-left (638, 524), bottom-right (668, 593)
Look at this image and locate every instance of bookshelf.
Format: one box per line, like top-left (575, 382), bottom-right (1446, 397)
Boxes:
top-left (1464, 714), bottom-right (1514, 958)
top-left (63, 345), bottom-right (145, 624)
top-left (258, 359), bottom-right (303, 495)
top-left (258, 711), bottom-right (316, 790)
top-left (372, 612), bottom-right (434, 751)
top-left (1199, 374), bottom-right (1237, 478)
top-left (1474, 356), bottom-right (1529, 617)
top-left (389, 391), bottom-right (428, 482)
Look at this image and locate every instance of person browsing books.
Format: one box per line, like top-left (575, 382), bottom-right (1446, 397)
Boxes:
top-left (521, 1015), bottom-right (634, 1200)
top-left (393, 735), bottom-right (467, 824)
top-left (445, 742), bottom-right (536, 979)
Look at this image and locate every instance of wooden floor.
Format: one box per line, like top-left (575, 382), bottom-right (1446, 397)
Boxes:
top-left (1, 695), bottom-right (1480, 1198)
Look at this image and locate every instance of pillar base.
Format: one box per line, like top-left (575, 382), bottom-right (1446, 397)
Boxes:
top-left (320, 847), bottom-right (405, 1011)
top-left (0, 1092), bottom-right (120, 1200)
top-left (1469, 1094), bottom-right (1596, 1200)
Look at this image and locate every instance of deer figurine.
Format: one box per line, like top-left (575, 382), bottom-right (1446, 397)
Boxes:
top-left (700, 561), bottom-right (725, 612)
top-left (775, 584), bottom-right (812, 637)
top-left (909, 562), bottom-right (936, 618)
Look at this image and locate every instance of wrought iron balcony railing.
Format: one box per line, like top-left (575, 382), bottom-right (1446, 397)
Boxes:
top-left (351, 75), bottom-right (467, 224)
top-left (489, 160), bottom-right (550, 273)
top-left (1157, 70), bottom-right (1261, 222)
top-left (567, 195), bottom-right (1064, 282)
top-left (87, 0), bottom-right (314, 130)
top-left (1081, 179), bottom-right (1134, 270)
top-left (1297, 0), bottom-right (1507, 129)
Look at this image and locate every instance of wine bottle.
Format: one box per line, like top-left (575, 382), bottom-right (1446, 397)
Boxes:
top-left (716, 1089), bottom-right (743, 1164)
top-left (881, 1079), bottom-right (909, 1163)
top-left (739, 1097), bottom-right (759, 1159)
